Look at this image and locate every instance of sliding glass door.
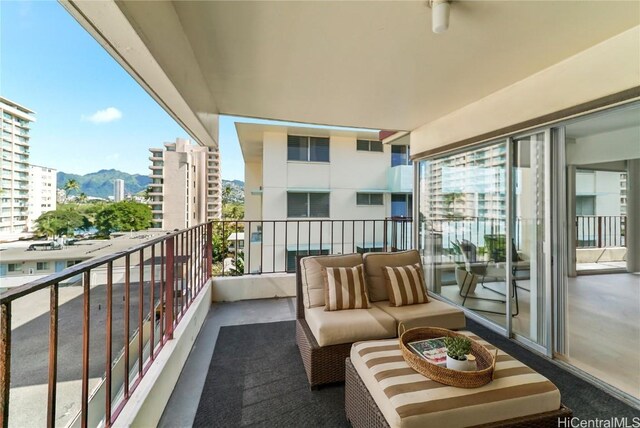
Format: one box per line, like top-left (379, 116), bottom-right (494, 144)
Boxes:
top-left (418, 141), bottom-right (509, 331)
top-left (417, 101), bottom-right (639, 403)
top-left (417, 133), bottom-right (551, 351)
top-left (511, 132), bottom-right (551, 350)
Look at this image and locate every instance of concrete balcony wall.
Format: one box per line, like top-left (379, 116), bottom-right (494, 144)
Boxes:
top-left (387, 165), bottom-right (413, 193)
top-left (114, 280), bottom-right (212, 427)
top-left (211, 274), bottom-right (295, 302)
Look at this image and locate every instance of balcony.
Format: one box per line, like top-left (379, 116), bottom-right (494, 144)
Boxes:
top-left (5, 1), bottom-right (639, 424)
top-left (387, 164), bottom-right (413, 193)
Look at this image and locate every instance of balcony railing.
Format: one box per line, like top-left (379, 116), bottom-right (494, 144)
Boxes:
top-left (0, 224), bottom-right (212, 428)
top-left (0, 217), bottom-right (412, 426)
top-left (576, 215), bottom-right (626, 248)
top-left (215, 217), bottom-right (413, 276)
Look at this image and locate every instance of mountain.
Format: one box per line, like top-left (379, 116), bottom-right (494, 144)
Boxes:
top-left (57, 169), bottom-right (151, 199)
top-left (57, 169), bottom-right (244, 202)
top-left (222, 179), bottom-right (244, 203)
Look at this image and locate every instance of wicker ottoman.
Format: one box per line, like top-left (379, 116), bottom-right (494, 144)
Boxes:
top-left (345, 333), bottom-right (572, 428)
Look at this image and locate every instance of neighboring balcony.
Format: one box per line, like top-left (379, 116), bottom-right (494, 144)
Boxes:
top-left (387, 164), bottom-right (413, 193)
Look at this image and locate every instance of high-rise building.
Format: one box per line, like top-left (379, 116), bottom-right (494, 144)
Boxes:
top-left (148, 138), bottom-right (221, 230)
top-left (28, 165), bottom-right (57, 231)
top-left (114, 178), bottom-right (125, 202)
top-left (0, 97), bottom-right (35, 238)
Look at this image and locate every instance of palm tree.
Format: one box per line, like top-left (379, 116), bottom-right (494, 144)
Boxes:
top-left (36, 216), bottom-right (56, 239)
top-left (142, 186), bottom-right (152, 201)
top-left (443, 192), bottom-right (465, 219)
top-left (77, 192), bottom-right (88, 204)
top-left (64, 179), bottom-right (80, 200)
top-left (222, 185), bottom-right (233, 204)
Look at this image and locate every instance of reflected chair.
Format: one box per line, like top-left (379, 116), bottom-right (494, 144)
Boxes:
top-left (454, 239), bottom-right (521, 317)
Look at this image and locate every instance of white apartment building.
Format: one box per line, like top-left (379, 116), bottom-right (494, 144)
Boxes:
top-left (0, 97), bottom-right (35, 239)
top-left (236, 123), bottom-right (413, 272)
top-left (27, 165), bottom-right (57, 231)
top-left (148, 138), bottom-right (221, 230)
top-left (113, 178), bottom-right (125, 202)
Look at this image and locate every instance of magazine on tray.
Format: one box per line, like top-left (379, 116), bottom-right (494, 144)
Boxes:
top-left (407, 337), bottom-right (447, 366)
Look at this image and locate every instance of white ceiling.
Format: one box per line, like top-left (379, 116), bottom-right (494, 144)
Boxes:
top-left (112, 1), bottom-right (639, 133)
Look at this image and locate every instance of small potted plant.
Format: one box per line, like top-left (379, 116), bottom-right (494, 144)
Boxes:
top-left (443, 336), bottom-right (473, 371)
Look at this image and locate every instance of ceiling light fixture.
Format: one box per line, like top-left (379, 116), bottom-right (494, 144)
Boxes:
top-left (429, 0), bottom-right (451, 34)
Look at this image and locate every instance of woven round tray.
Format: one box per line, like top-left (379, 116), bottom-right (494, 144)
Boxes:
top-left (399, 326), bottom-right (497, 388)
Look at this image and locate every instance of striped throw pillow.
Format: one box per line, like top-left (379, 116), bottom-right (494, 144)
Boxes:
top-left (323, 264), bottom-right (370, 311)
top-left (383, 263), bottom-right (429, 307)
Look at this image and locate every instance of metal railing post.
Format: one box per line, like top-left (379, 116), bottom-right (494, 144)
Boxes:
top-left (597, 216), bottom-right (603, 248)
top-left (165, 237), bottom-right (175, 340)
top-left (0, 302), bottom-right (11, 428)
top-left (46, 283), bottom-right (59, 428)
top-left (206, 222), bottom-right (213, 281)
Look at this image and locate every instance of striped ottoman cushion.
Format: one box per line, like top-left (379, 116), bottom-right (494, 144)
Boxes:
top-left (350, 332), bottom-right (561, 428)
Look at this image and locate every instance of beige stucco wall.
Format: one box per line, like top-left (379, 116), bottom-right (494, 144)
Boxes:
top-left (260, 131), bottom-right (391, 221)
top-left (244, 160), bottom-right (262, 220)
top-left (211, 274), bottom-right (295, 301)
top-left (410, 26), bottom-right (640, 156)
top-left (163, 152), bottom-right (188, 230)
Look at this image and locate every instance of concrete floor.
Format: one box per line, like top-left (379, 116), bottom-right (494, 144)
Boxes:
top-left (158, 298), bottom-right (296, 428)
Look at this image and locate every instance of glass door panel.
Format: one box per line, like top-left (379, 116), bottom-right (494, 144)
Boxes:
top-left (511, 132), bottom-right (548, 346)
top-left (419, 141), bottom-right (508, 329)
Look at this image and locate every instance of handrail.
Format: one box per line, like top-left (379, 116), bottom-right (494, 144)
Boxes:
top-left (212, 218), bottom-right (413, 276)
top-left (0, 224), bottom-right (204, 304)
top-left (0, 222), bottom-right (212, 428)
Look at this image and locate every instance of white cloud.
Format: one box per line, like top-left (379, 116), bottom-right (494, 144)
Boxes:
top-left (83, 107), bottom-right (123, 124)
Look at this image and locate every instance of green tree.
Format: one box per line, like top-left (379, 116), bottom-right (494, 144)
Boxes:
top-left (35, 209), bottom-right (85, 238)
top-left (443, 192), bottom-right (465, 219)
top-left (94, 201), bottom-right (152, 236)
top-left (222, 202), bottom-right (244, 220)
top-left (227, 251), bottom-right (245, 276)
top-left (77, 192), bottom-right (88, 204)
top-left (222, 185), bottom-right (233, 204)
top-left (64, 179), bottom-right (80, 200)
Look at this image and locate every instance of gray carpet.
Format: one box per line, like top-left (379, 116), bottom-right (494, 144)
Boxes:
top-left (193, 319), bottom-right (639, 427)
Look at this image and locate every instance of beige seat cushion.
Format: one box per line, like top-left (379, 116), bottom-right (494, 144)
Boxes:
top-left (351, 334), bottom-right (561, 428)
top-left (363, 250), bottom-right (422, 302)
top-left (300, 253), bottom-right (363, 308)
top-left (373, 299), bottom-right (466, 331)
top-left (304, 305), bottom-right (396, 347)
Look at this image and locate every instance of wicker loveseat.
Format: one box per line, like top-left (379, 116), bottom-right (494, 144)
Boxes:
top-left (295, 250), bottom-right (466, 388)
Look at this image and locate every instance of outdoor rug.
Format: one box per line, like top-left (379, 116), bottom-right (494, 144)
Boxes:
top-left (193, 319), bottom-right (639, 427)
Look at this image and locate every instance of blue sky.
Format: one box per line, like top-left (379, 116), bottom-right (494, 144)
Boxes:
top-left (1, 1), bottom-right (374, 182)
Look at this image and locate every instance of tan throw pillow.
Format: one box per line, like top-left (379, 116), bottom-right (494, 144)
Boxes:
top-left (383, 263), bottom-right (429, 307)
top-left (323, 264), bottom-right (370, 311)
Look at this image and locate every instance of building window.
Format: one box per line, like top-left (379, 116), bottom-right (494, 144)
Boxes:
top-left (356, 193), bottom-right (384, 206)
top-left (286, 249), bottom-right (330, 273)
top-left (66, 260), bottom-right (82, 268)
top-left (576, 196), bottom-right (596, 216)
top-left (8, 263), bottom-right (19, 272)
top-left (37, 262), bottom-right (49, 271)
top-left (287, 135), bottom-right (329, 162)
top-left (357, 140), bottom-right (383, 152)
top-left (391, 145), bottom-right (411, 167)
top-left (287, 192), bottom-right (330, 218)
top-left (391, 194), bottom-right (413, 217)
